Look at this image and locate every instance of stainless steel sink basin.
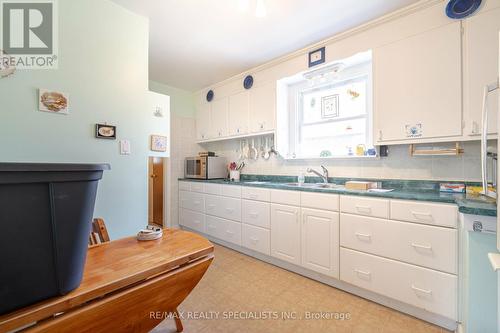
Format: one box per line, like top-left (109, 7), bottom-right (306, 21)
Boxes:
top-left (284, 183), bottom-right (344, 189)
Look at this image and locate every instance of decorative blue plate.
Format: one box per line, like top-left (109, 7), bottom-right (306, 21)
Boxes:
top-left (243, 75), bottom-right (254, 90)
top-left (206, 90), bottom-right (214, 102)
top-left (445, 0), bottom-right (481, 19)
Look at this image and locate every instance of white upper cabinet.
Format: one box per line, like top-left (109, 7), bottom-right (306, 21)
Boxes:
top-left (210, 97), bottom-right (229, 138)
top-left (463, 7), bottom-right (500, 136)
top-left (249, 81), bottom-right (276, 133)
top-left (196, 100), bottom-right (211, 141)
top-left (374, 22), bottom-right (462, 144)
top-left (228, 91), bottom-right (249, 136)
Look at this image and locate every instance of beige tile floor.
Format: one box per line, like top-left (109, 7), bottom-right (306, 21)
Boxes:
top-left (152, 245), bottom-right (452, 333)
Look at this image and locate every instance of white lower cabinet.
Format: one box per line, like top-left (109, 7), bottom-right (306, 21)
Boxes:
top-left (270, 203), bottom-right (301, 265)
top-left (340, 248), bottom-right (457, 320)
top-left (205, 215), bottom-right (242, 246)
top-left (340, 213), bottom-right (457, 274)
top-left (179, 208), bottom-right (205, 233)
top-left (242, 199), bottom-right (270, 228)
top-left (301, 208), bottom-right (339, 278)
top-left (205, 194), bottom-right (242, 222)
top-left (179, 181), bottom-right (459, 322)
top-left (242, 224), bottom-right (270, 255)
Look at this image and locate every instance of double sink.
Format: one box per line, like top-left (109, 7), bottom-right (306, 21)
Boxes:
top-left (244, 181), bottom-right (344, 190)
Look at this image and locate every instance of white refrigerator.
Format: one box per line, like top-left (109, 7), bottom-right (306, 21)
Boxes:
top-left (489, 31), bottom-right (500, 332)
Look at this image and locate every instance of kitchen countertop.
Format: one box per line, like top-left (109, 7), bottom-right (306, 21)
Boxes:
top-left (179, 177), bottom-right (497, 217)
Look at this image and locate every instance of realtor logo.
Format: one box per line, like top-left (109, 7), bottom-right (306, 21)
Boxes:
top-left (0, 0), bottom-right (58, 69)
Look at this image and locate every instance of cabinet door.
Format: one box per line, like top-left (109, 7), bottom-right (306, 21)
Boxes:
top-left (249, 81), bottom-right (276, 133)
top-left (228, 91), bottom-right (249, 136)
top-left (374, 22), bottom-right (462, 143)
top-left (301, 208), bottom-right (339, 278)
top-left (196, 102), bottom-right (211, 141)
top-left (270, 204), bottom-right (300, 265)
top-left (210, 97), bottom-right (229, 138)
top-left (464, 7), bottom-right (500, 136)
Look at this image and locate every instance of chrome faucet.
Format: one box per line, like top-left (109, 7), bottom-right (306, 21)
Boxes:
top-left (307, 166), bottom-right (329, 183)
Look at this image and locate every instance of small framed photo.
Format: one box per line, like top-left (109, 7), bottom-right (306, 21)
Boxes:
top-left (39, 89), bottom-right (69, 115)
top-left (95, 124), bottom-right (117, 140)
top-left (150, 135), bottom-right (167, 152)
top-left (308, 47), bottom-right (325, 68)
top-left (321, 94), bottom-right (339, 118)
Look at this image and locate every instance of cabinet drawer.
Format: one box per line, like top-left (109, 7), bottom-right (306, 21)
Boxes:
top-left (178, 181), bottom-right (190, 191)
top-left (206, 215), bottom-right (241, 246)
top-left (301, 192), bottom-right (339, 211)
top-left (340, 248), bottom-right (457, 320)
top-left (340, 214), bottom-right (457, 274)
top-left (242, 200), bottom-right (270, 228)
top-left (390, 200), bottom-right (457, 228)
top-left (204, 183), bottom-right (222, 195)
top-left (340, 196), bottom-right (389, 219)
top-left (271, 189), bottom-right (300, 206)
top-left (242, 187), bottom-right (270, 202)
top-left (190, 182), bottom-right (205, 193)
top-left (179, 208), bottom-right (205, 233)
top-left (242, 224), bottom-right (270, 255)
top-left (221, 185), bottom-right (241, 198)
top-left (179, 190), bottom-right (205, 213)
top-left (205, 194), bottom-right (241, 222)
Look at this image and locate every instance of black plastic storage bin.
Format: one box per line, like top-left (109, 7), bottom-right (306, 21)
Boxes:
top-left (0, 163), bottom-right (110, 314)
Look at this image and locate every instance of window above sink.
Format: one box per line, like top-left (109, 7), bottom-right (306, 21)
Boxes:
top-left (276, 50), bottom-right (376, 160)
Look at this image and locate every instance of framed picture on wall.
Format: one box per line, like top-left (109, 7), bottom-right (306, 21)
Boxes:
top-left (39, 89), bottom-right (69, 115)
top-left (95, 124), bottom-right (117, 139)
top-left (150, 135), bottom-right (167, 152)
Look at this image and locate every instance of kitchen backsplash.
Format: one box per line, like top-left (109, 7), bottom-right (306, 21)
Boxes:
top-left (202, 137), bottom-right (490, 182)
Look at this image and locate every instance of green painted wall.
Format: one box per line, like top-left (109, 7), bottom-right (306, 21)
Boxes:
top-left (149, 81), bottom-right (195, 117)
top-left (0, 0), bottom-right (155, 240)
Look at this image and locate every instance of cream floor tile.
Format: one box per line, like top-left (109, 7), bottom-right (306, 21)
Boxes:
top-left (151, 244), bottom-right (450, 333)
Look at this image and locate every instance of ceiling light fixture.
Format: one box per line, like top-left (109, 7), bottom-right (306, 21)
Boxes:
top-left (255, 0), bottom-right (267, 18)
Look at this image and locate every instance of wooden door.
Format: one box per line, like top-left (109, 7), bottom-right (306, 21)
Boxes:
top-left (148, 157), bottom-right (164, 227)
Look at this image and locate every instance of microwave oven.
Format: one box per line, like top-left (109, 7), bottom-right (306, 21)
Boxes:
top-left (184, 156), bottom-right (227, 179)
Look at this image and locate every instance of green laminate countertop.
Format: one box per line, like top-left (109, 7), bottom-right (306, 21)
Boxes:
top-left (179, 177), bottom-right (497, 217)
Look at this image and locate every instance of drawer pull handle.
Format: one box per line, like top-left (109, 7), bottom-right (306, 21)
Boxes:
top-left (225, 208), bottom-right (235, 213)
top-left (354, 269), bottom-right (371, 279)
top-left (250, 237), bottom-right (259, 242)
top-left (411, 285), bottom-right (432, 295)
top-left (411, 243), bottom-right (432, 251)
top-left (355, 205), bottom-right (372, 213)
top-left (411, 211), bottom-right (433, 221)
top-left (355, 232), bottom-right (371, 240)
top-left (194, 201), bottom-right (201, 205)
top-left (249, 212), bottom-right (259, 218)
top-left (226, 230), bottom-right (235, 235)
top-left (207, 204), bottom-right (216, 208)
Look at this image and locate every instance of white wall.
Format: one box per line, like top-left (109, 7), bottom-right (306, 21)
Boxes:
top-left (0, 0), bottom-right (159, 239)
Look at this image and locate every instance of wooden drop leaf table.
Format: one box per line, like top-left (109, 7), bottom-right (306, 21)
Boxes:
top-left (0, 229), bottom-right (214, 333)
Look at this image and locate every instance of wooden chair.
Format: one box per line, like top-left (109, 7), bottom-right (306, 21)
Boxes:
top-left (87, 218), bottom-right (183, 332)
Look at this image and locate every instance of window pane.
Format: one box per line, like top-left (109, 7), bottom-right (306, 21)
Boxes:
top-left (301, 78), bottom-right (367, 125)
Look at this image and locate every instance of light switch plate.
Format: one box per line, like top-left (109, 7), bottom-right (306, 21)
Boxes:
top-left (120, 140), bottom-right (131, 155)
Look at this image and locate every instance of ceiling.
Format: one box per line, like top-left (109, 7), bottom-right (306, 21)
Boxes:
top-left (111, 0), bottom-right (420, 91)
